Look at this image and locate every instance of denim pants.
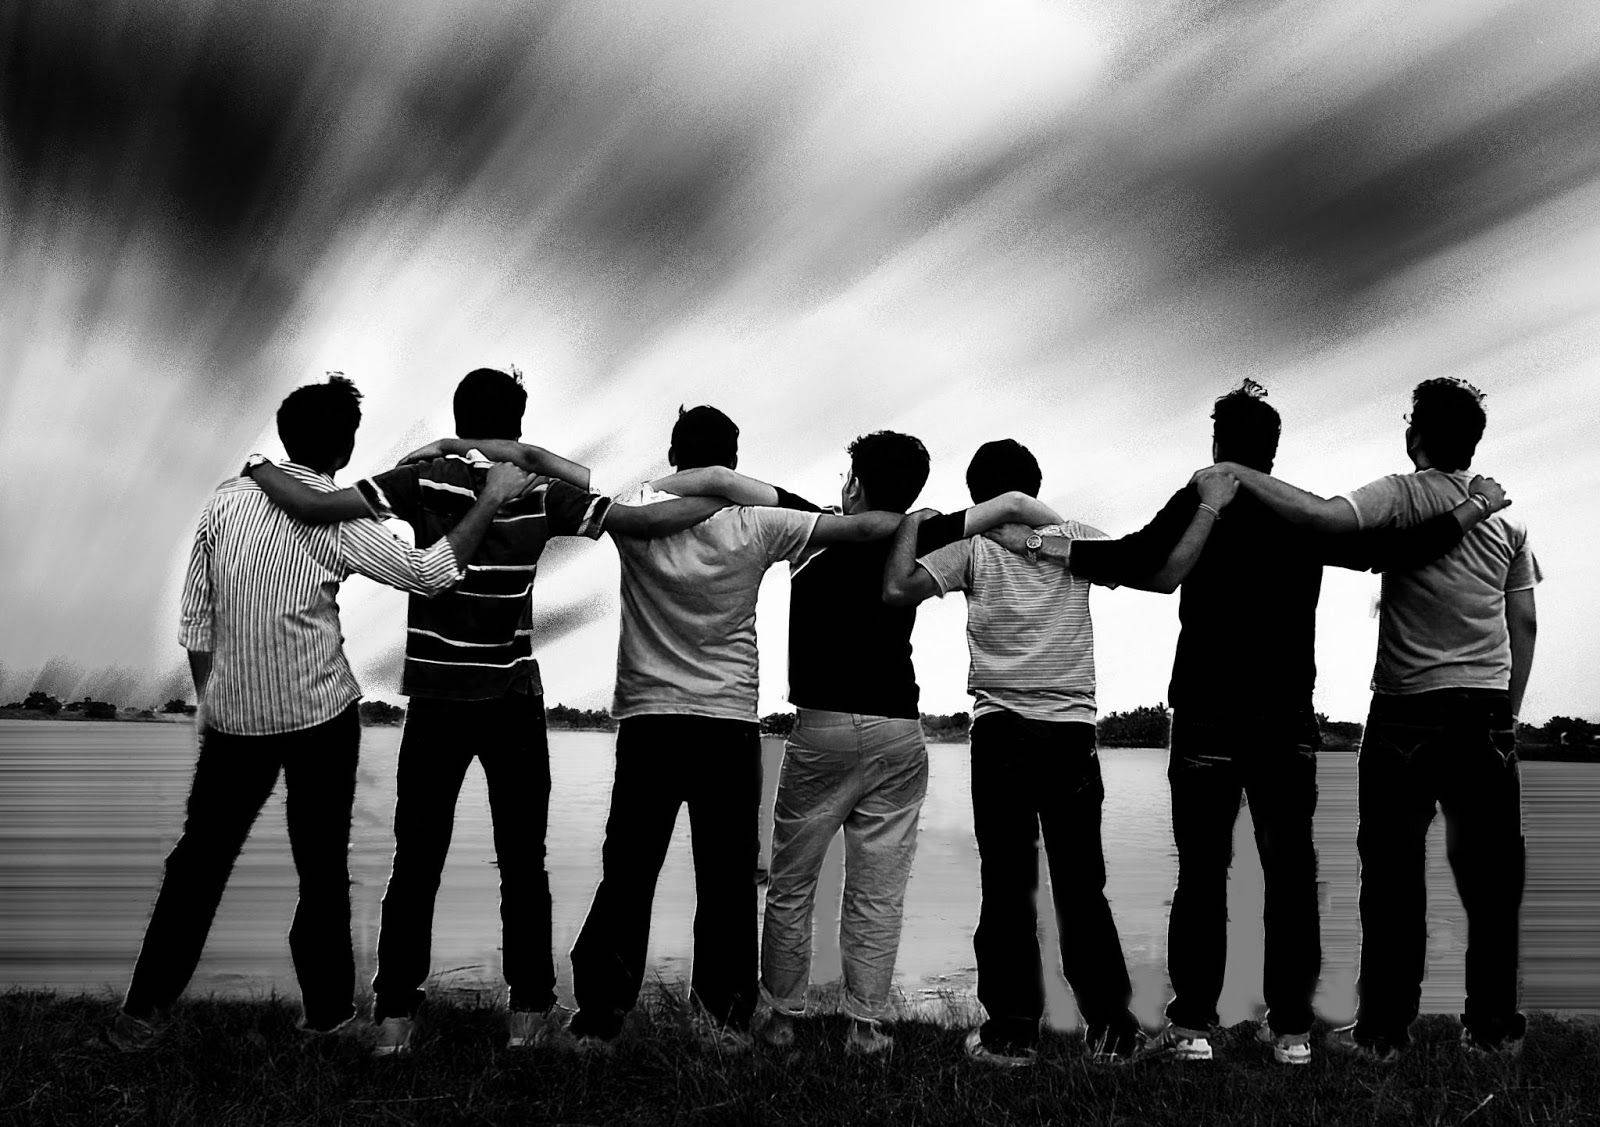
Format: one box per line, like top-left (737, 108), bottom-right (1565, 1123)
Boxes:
top-left (569, 715), bottom-right (762, 1037)
top-left (1164, 709), bottom-right (1322, 1035)
top-left (371, 691), bottom-right (554, 1019)
top-left (1353, 689), bottom-right (1525, 1046)
top-left (760, 709), bottom-right (928, 1022)
top-left (969, 710), bottom-right (1137, 1051)
top-left (124, 703), bottom-right (359, 1031)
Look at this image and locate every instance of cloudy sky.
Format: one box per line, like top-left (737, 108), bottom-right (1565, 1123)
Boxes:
top-left (3, 0), bottom-right (1597, 723)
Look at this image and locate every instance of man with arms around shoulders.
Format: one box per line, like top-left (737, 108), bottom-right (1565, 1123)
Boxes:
top-left (1214, 377), bottom-right (1539, 1062)
top-left (652, 431), bottom-right (1069, 1054)
top-left (882, 438), bottom-right (1241, 1066)
top-left (107, 375), bottom-right (524, 1051)
top-left (989, 381), bottom-right (1510, 1067)
top-left (243, 368), bottom-right (724, 1056)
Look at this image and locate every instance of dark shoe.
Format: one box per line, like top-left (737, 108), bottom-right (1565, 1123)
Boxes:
top-left (1086, 1023), bottom-right (1144, 1066)
top-left (104, 1009), bottom-right (167, 1053)
top-left (963, 1027), bottom-right (1037, 1068)
top-left (1327, 1023), bottom-right (1401, 1065)
top-left (371, 1016), bottom-right (415, 1058)
top-left (568, 1008), bottom-right (622, 1055)
top-left (508, 1004), bottom-right (574, 1050)
top-left (1460, 1024), bottom-right (1525, 1058)
top-left (758, 1010), bottom-right (797, 1050)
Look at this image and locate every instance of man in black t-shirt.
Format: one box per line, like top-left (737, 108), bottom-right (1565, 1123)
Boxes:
top-left (652, 432), bottom-right (1063, 1054)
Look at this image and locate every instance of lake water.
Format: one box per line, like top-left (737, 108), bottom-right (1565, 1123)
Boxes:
top-left (2, 719), bottom-right (1596, 1026)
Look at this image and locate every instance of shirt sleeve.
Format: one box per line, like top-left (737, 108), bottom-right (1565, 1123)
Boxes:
top-left (915, 510), bottom-right (968, 555)
top-left (542, 479), bottom-right (613, 540)
top-left (773, 486), bottom-right (825, 513)
top-left (916, 538), bottom-right (973, 596)
top-left (356, 465), bottom-right (425, 522)
top-left (177, 503), bottom-right (215, 650)
top-left (753, 506), bottom-right (822, 566)
top-left (1339, 475), bottom-right (1406, 531)
top-left (1067, 488), bottom-right (1195, 586)
top-left (335, 515), bottom-right (465, 595)
top-left (1504, 529), bottom-right (1543, 592)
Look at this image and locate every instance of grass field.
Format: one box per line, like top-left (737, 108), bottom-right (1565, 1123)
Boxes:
top-left (3, 989), bottom-right (1598, 1126)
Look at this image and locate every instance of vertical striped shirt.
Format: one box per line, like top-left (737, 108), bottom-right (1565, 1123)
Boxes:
top-left (178, 463), bottom-right (463, 735)
top-left (356, 453), bottom-right (611, 701)
top-left (916, 521), bottom-right (1107, 724)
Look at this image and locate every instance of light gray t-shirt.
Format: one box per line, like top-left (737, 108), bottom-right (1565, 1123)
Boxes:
top-left (917, 521), bottom-right (1106, 724)
top-left (1341, 468), bottom-right (1541, 695)
top-left (610, 486), bottom-right (820, 722)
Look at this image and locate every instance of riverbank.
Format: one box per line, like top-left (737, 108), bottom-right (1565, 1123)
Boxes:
top-left (5, 990), bottom-right (1596, 1126)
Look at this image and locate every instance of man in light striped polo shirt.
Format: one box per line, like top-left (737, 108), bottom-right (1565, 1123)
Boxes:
top-left (109, 375), bottom-right (523, 1051)
top-left (884, 438), bottom-right (1240, 1067)
top-left (246, 369), bottom-right (724, 1055)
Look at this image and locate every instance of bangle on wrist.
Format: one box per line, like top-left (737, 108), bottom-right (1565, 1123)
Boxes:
top-left (1197, 502), bottom-right (1222, 520)
top-left (1468, 492), bottom-right (1492, 514)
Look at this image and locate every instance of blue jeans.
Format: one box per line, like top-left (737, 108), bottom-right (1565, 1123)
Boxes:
top-left (761, 710), bottom-right (927, 1021)
top-left (1354, 689), bottom-right (1525, 1047)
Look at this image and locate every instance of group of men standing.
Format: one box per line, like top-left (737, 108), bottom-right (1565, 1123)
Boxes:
top-left (109, 369), bottom-right (1538, 1072)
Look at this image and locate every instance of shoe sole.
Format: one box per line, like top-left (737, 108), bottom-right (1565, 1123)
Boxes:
top-left (1273, 1048), bottom-right (1312, 1066)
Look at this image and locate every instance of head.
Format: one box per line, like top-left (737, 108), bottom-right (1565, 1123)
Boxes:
top-left (1405, 377), bottom-right (1486, 471)
top-left (965, 439), bottom-right (1041, 503)
top-left (841, 431), bottom-right (930, 515)
top-left (668, 405), bottom-right (739, 470)
top-left (1210, 378), bottom-right (1280, 471)
top-left (276, 373), bottom-right (363, 474)
top-left (453, 367), bottom-right (527, 440)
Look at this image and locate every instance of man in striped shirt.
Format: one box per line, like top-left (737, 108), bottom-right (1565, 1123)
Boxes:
top-left (883, 439), bottom-right (1240, 1067)
top-left (246, 369), bottom-right (724, 1055)
top-left (109, 375), bottom-right (523, 1051)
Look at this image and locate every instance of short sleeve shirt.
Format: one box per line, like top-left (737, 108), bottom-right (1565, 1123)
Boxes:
top-left (610, 486), bottom-right (819, 722)
top-left (918, 520), bottom-right (1107, 723)
top-left (357, 453), bottom-right (611, 700)
top-left (1341, 468), bottom-right (1542, 695)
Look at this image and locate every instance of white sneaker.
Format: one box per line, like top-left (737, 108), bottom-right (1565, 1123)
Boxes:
top-left (371, 1016), bottom-right (415, 1058)
top-left (1140, 1022), bottom-right (1213, 1062)
top-left (1256, 1023), bottom-right (1312, 1066)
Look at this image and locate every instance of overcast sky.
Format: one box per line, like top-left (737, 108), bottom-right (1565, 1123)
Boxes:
top-left (3, 0), bottom-right (1597, 722)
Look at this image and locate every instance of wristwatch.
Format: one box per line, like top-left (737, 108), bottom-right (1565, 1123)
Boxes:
top-left (1024, 532), bottom-right (1044, 563)
top-left (241, 453), bottom-right (271, 476)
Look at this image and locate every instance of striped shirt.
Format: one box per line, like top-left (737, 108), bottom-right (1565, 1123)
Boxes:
top-left (357, 453), bottom-right (611, 701)
top-left (178, 463), bottom-right (463, 736)
top-left (917, 521), bottom-right (1107, 724)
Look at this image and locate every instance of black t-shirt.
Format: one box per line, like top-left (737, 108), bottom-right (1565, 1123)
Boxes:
top-left (775, 488), bottom-right (965, 720)
top-left (1069, 486), bottom-right (1468, 714)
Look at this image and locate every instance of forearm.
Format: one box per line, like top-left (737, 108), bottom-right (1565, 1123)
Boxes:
top-left (248, 462), bottom-right (367, 523)
top-left (649, 466), bottom-right (779, 506)
top-left (604, 496), bottom-right (724, 537)
top-left (1507, 595), bottom-right (1536, 717)
top-left (442, 490), bottom-right (504, 568)
top-left (441, 439), bottom-right (591, 489)
top-left (1323, 506), bottom-right (1474, 573)
top-left (964, 491), bottom-right (1062, 536)
top-left (1144, 506), bottom-right (1220, 593)
top-left (187, 650), bottom-right (213, 700)
top-left (1230, 464), bottom-right (1357, 532)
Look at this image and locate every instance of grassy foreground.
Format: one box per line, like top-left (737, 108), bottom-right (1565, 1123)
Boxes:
top-left (3, 989), bottom-right (1598, 1126)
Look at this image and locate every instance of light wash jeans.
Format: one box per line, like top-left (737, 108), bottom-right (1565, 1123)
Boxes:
top-left (760, 709), bottom-right (928, 1022)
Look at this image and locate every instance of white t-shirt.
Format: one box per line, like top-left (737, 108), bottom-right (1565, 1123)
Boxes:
top-left (610, 486), bottom-right (819, 722)
top-left (1341, 468), bottom-right (1541, 695)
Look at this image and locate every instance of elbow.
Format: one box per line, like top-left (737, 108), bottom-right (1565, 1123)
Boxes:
top-left (882, 583), bottom-right (912, 607)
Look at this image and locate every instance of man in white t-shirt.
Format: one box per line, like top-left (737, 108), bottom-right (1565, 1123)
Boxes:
top-left (567, 406), bottom-right (903, 1051)
top-left (1220, 378), bottom-right (1540, 1061)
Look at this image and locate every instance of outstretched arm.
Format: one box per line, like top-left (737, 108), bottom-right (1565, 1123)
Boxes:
top-left (960, 491), bottom-right (1063, 537)
top-left (649, 466), bottom-right (782, 507)
top-left (603, 496), bottom-right (728, 538)
top-left (1136, 467), bottom-right (1237, 592)
top-left (1320, 476), bottom-right (1511, 572)
top-left (1219, 462), bottom-right (1358, 533)
top-left (247, 461), bottom-right (371, 524)
top-left (808, 510), bottom-right (902, 547)
top-left (397, 438), bottom-right (591, 490)
top-left (882, 510), bottom-right (944, 606)
top-left (1507, 587), bottom-right (1537, 719)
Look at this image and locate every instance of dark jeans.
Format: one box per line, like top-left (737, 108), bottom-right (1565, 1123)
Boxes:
top-left (1354, 689), bottom-right (1525, 1047)
top-left (969, 711), bottom-right (1136, 1052)
top-left (371, 691), bottom-right (553, 1019)
top-left (1165, 709), bottom-right (1321, 1035)
top-left (124, 703), bottom-right (359, 1030)
top-left (569, 715), bottom-right (762, 1037)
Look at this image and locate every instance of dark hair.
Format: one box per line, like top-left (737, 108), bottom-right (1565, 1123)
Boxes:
top-left (277, 373), bottom-right (362, 471)
top-left (847, 431), bottom-right (930, 513)
top-left (453, 367), bottom-right (527, 440)
top-left (1409, 377), bottom-right (1486, 472)
top-left (669, 405), bottom-right (739, 469)
top-left (1211, 378), bottom-right (1280, 471)
top-left (966, 439), bottom-right (1041, 503)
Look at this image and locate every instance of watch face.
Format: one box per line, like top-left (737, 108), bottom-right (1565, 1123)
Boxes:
top-left (1026, 534), bottom-right (1043, 549)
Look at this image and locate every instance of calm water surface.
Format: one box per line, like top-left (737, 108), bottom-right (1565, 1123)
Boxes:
top-left (1, 719), bottom-right (1595, 1025)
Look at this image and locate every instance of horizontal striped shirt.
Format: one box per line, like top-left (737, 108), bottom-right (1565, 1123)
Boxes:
top-left (178, 463), bottom-right (463, 735)
top-left (357, 453), bottom-right (611, 701)
top-left (917, 521), bottom-right (1107, 724)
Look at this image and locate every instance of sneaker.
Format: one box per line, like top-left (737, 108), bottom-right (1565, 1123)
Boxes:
top-left (1138, 1022), bottom-right (1213, 1062)
top-left (845, 1018), bottom-right (894, 1056)
top-left (1326, 1023), bottom-right (1401, 1065)
top-left (371, 1016), bottom-right (415, 1058)
top-left (103, 1009), bottom-right (166, 1053)
top-left (1460, 1025), bottom-right (1525, 1058)
top-left (508, 1005), bottom-right (572, 1049)
top-left (963, 1027), bottom-right (1037, 1068)
top-left (1087, 1024), bottom-right (1144, 1066)
top-left (1255, 1023), bottom-right (1312, 1066)
top-left (759, 1010), bottom-right (797, 1050)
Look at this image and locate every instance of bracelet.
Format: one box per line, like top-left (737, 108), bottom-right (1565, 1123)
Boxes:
top-left (1197, 502), bottom-right (1222, 520)
top-left (1468, 492), bottom-right (1492, 514)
